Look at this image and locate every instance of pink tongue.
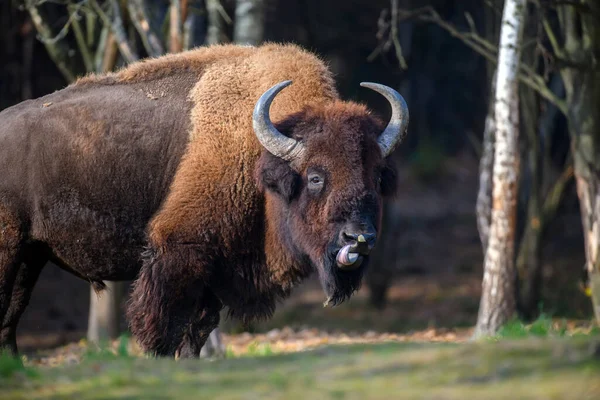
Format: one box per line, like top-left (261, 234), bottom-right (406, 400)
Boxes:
top-left (336, 244), bottom-right (358, 265)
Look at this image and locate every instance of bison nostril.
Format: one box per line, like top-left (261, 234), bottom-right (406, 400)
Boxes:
top-left (342, 231), bottom-right (359, 244)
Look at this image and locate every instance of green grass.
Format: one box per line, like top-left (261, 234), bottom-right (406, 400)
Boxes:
top-left (2, 337), bottom-right (600, 399)
top-left (494, 314), bottom-right (600, 340)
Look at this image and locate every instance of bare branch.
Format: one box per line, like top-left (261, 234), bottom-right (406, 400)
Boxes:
top-left (90, 0), bottom-right (139, 63)
top-left (33, 6), bottom-right (79, 45)
top-left (542, 160), bottom-right (573, 220)
top-left (394, 5), bottom-right (568, 114)
top-left (206, 0), bottom-right (230, 44)
top-left (68, 2), bottom-right (94, 72)
top-left (127, 0), bottom-right (165, 57)
top-left (390, 0), bottom-right (407, 69)
top-left (101, 31), bottom-right (119, 73)
top-left (169, 0), bottom-right (183, 53)
top-left (26, 0), bottom-right (80, 82)
top-left (542, 18), bottom-right (563, 57)
top-left (86, 6), bottom-right (96, 47)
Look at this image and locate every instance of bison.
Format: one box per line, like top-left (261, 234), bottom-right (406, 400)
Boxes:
top-left (0, 43), bottom-right (408, 358)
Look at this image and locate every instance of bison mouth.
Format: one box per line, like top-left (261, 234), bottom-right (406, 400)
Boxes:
top-left (318, 243), bottom-right (370, 307)
top-left (335, 235), bottom-right (372, 270)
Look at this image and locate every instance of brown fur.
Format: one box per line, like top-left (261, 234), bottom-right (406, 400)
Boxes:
top-left (0, 43), bottom-right (399, 358)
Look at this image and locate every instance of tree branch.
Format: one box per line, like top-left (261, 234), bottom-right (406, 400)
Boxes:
top-left (26, 0), bottom-right (80, 82)
top-left (68, 2), bottom-right (94, 72)
top-left (127, 0), bottom-right (165, 57)
top-left (390, 0), bottom-right (407, 69)
top-left (206, 0), bottom-right (230, 44)
top-left (90, 0), bottom-right (139, 63)
top-left (393, 5), bottom-right (568, 114)
top-left (169, 0), bottom-right (183, 52)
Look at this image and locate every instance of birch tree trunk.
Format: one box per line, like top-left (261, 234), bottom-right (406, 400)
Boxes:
top-left (474, 0), bottom-right (526, 337)
top-left (87, 282), bottom-right (124, 343)
top-left (476, 0), bottom-right (502, 253)
top-left (476, 73), bottom-right (496, 252)
top-left (233, 0), bottom-right (265, 45)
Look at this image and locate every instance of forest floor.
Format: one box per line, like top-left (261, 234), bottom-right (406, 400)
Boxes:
top-left (2, 334), bottom-right (600, 399)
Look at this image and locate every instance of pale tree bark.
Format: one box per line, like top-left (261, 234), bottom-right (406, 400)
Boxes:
top-left (200, 327), bottom-right (226, 358)
top-left (556, 1), bottom-right (600, 322)
top-left (476, 0), bottom-right (502, 252)
top-left (233, 0), bottom-right (265, 45)
top-left (169, 0), bottom-right (184, 52)
top-left (87, 282), bottom-right (123, 343)
top-left (206, 0), bottom-right (230, 44)
top-left (476, 73), bottom-right (496, 252)
top-left (474, 0), bottom-right (527, 337)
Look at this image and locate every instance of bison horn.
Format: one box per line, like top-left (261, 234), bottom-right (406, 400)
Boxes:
top-left (360, 82), bottom-right (409, 157)
top-left (253, 80), bottom-right (306, 162)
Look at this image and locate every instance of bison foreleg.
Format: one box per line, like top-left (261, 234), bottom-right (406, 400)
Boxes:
top-left (176, 291), bottom-right (221, 359)
top-left (126, 246), bottom-right (221, 358)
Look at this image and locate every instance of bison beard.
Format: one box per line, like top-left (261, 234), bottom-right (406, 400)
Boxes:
top-left (320, 247), bottom-right (367, 306)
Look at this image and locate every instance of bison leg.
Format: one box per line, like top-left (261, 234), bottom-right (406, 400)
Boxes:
top-left (0, 207), bottom-right (24, 354)
top-left (0, 246), bottom-right (46, 355)
top-left (176, 291), bottom-right (221, 359)
top-left (127, 247), bottom-right (222, 358)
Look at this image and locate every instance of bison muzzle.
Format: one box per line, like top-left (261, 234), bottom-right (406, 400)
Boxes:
top-left (0, 43), bottom-right (408, 358)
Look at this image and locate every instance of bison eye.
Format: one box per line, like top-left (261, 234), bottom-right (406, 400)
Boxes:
top-left (307, 172), bottom-right (325, 192)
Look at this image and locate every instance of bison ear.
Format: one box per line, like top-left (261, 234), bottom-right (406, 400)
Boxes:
top-left (380, 162), bottom-right (398, 197)
top-left (256, 153), bottom-right (301, 202)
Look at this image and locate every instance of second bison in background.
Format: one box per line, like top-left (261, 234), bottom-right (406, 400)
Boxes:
top-left (0, 43), bottom-right (408, 358)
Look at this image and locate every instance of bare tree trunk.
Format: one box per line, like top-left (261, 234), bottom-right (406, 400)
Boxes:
top-left (560, 3), bottom-right (600, 322)
top-left (366, 201), bottom-right (394, 309)
top-left (233, 0), bottom-right (265, 45)
top-left (476, 73), bottom-right (496, 252)
top-left (199, 327), bottom-right (226, 358)
top-left (206, 0), bottom-right (230, 44)
top-left (21, 19), bottom-right (35, 100)
top-left (183, 0), bottom-right (206, 49)
top-left (100, 31), bottom-right (119, 73)
top-left (516, 68), bottom-right (542, 319)
top-left (87, 282), bottom-right (124, 343)
top-left (169, 0), bottom-right (184, 52)
top-left (474, 0), bottom-right (527, 337)
top-left (476, 0), bottom-right (502, 253)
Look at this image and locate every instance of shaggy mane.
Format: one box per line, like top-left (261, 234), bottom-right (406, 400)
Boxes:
top-left (74, 42), bottom-right (325, 87)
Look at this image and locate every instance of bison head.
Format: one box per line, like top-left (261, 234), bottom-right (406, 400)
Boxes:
top-left (254, 81), bottom-right (409, 306)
